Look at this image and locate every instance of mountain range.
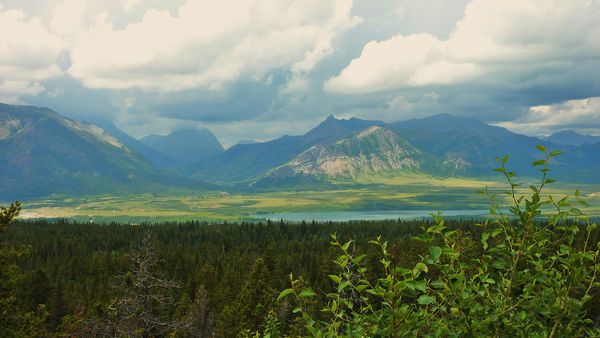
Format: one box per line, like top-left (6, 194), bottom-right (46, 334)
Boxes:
top-left (0, 103), bottom-right (212, 200)
top-left (1, 103), bottom-right (599, 200)
top-left (544, 130), bottom-right (600, 146)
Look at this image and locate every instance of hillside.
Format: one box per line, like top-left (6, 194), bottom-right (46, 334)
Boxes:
top-left (92, 119), bottom-right (179, 169)
top-left (191, 115), bottom-right (384, 183)
top-left (387, 114), bottom-right (556, 177)
top-left (0, 103), bottom-right (211, 199)
top-left (255, 126), bottom-right (435, 186)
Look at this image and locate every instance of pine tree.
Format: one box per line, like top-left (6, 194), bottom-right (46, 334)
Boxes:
top-left (80, 233), bottom-right (182, 337)
top-left (182, 284), bottom-right (214, 337)
top-left (236, 257), bottom-right (275, 333)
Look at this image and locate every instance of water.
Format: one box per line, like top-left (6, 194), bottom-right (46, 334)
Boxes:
top-left (254, 209), bottom-right (488, 222)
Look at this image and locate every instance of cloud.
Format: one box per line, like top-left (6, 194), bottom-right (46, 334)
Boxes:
top-left (122, 0), bottom-right (143, 14)
top-left (0, 8), bottom-right (63, 103)
top-left (50, 0), bottom-right (86, 36)
top-left (325, 0), bottom-right (600, 94)
top-left (496, 97), bottom-right (600, 135)
top-left (67, 0), bottom-right (361, 92)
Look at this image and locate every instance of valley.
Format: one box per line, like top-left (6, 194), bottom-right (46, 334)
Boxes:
top-left (3, 102), bottom-right (600, 222)
top-left (18, 176), bottom-right (600, 222)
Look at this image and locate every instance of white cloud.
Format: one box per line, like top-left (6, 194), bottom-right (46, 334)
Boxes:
top-left (0, 8), bottom-right (64, 103)
top-left (496, 97), bottom-right (600, 135)
top-left (50, 0), bottom-right (86, 36)
top-left (122, 0), bottom-right (143, 14)
top-left (325, 0), bottom-right (600, 94)
top-left (67, 0), bottom-right (361, 91)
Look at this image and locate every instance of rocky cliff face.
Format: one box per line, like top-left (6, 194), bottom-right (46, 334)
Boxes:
top-left (263, 126), bottom-right (425, 181)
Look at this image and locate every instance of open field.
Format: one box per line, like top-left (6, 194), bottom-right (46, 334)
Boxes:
top-left (14, 175), bottom-right (600, 223)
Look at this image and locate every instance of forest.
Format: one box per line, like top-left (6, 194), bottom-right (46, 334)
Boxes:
top-left (1, 215), bottom-right (436, 336)
top-left (0, 216), bottom-right (598, 336)
top-left (1, 150), bottom-right (599, 337)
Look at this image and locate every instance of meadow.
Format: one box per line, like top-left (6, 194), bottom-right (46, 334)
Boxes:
top-left (17, 174), bottom-right (600, 223)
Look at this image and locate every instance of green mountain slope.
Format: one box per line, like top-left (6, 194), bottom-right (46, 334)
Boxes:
top-left (0, 103), bottom-right (212, 199)
top-left (388, 114), bottom-right (551, 176)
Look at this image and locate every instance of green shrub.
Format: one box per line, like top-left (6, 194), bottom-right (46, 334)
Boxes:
top-left (280, 147), bottom-right (600, 337)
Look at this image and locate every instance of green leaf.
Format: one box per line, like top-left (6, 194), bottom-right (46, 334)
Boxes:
top-left (413, 262), bottom-right (428, 275)
top-left (549, 151), bottom-right (562, 157)
top-left (491, 228), bottom-right (503, 238)
top-left (417, 295), bottom-right (436, 305)
top-left (352, 254), bottom-right (367, 264)
top-left (536, 145), bottom-right (547, 152)
top-left (430, 280), bottom-right (445, 289)
top-left (298, 289), bottom-right (316, 298)
top-left (277, 288), bottom-right (294, 301)
top-left (414, 279), bottom-right (427, 292)
top-left (328, 275), bottom-right (341, 284)
top-left (501, 155), bottom-right (510, 163)
top-left (581, 253), bottom-right (594, 261)
top-left (356, 285), bottom-right (368, 292)
top-left (429, 246), bottom-right (442, 263)
top-left (338, 281), bottom-right (351, 293)
top-left (532, 159), bottom-right (546, 166)
top-left (341, 240), bottom-right (351, 252)
top-left (481, 232), bottom-right (490, 242)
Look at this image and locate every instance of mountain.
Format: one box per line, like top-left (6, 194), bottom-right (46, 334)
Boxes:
top-left (234, 139), bottom-right (258, 146)
top-left (255, 126), bottom-right (431, 187)
top-left (3, 102), bottom-right (598, 200)
top-left (0, 103), bottom-right (212, 199)
top-left (91, 119), bottom-right (179, 169)
top-left (141, 128), bottom-right (224, 164)
top-left (191, 115), bottom-right (384, 183)
top-left (544, 130), bottom-right (600, 146)
top-left (387, 114), bottom-right (562, 177)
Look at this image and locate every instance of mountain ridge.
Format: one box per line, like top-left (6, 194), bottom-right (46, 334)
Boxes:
top-left (141, 128), bottom-right (224, 164)
top-left (190, 115), bottom-right (384, 182)
top-left (544, 130), bottom-right (600, 146)
top-left (2, 102), bottom-right (600, 199)
top-left (255, 125), bottom-right (430, 186)
top-left (0, 103), bottom-right (214, 200)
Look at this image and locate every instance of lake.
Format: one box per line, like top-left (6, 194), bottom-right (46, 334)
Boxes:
top-left (254, 209), bottom-right (489, 222)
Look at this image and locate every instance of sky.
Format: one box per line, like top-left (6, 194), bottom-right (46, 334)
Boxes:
top-left (1, 0), bottom-right (600, 147)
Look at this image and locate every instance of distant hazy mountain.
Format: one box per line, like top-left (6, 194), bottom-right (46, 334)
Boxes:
top-left (388, 114), bottom-right (559, 177)
top-left (0, 103), bottom-right (212, 199)
top-left (92, 119), bottom-right (179, 169)
top-left (141, 128), bottom-right (224, 164)
top-left (235, 139), bottom-right (258, 146)
top-left (256, 126), bottom-right (432, 186)
top-left (544, 130), bottom-right (600, 146)
top-left (191, 115), bottom-right (384, 183)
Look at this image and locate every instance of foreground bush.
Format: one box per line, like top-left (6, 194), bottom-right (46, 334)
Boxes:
top-left (281, 147), bottom-right (600, 337)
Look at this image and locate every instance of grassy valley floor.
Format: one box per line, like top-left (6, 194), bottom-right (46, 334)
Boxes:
top-left (15, 175), bottom-right (600, 223)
